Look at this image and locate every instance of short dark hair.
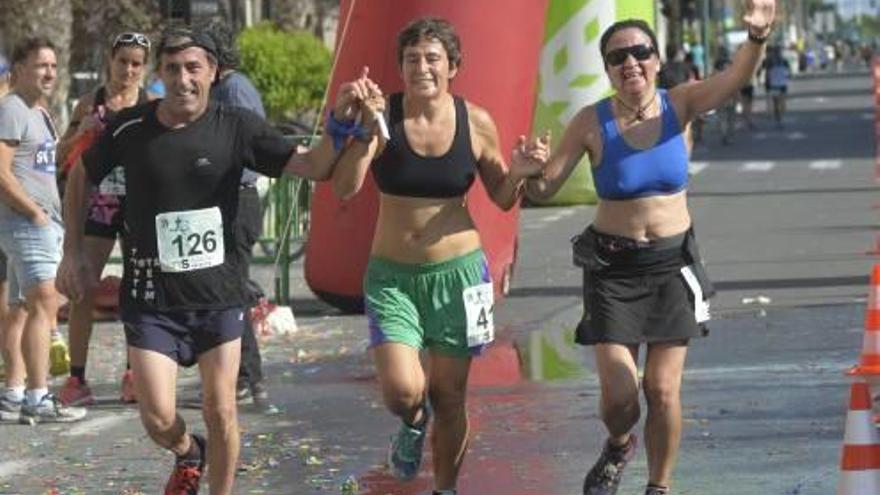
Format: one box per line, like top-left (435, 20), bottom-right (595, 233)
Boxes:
top-left (11, 37), bottom-right (56, 66)
top-left (599, 19), bottom-right (658, 59)
top-left (397, 17), bottom-right (462, 69)
top-left (156, 26), bottom-right (218, 66)
top-left (201, 21), bottom-right (239, 70)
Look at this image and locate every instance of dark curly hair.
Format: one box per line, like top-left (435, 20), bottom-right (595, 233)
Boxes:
top-left (397, 17), bottom-right (462, 69)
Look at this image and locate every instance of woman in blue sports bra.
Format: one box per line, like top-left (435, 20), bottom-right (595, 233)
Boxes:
top-left (329, 18), bottom-right (546, 495)
top-left (526, 2), bottom-right (777, 495)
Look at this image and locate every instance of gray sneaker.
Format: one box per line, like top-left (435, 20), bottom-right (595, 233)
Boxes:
top-left (582, 434), bottom-right (638, 495)
top-left (388, 403), bottom-right (431, 481)
top-left (645, 488), bottom-right (669, 495)
top-left (0, 394), bottom-right (22, 422)
top-left (19, 393), bottom-right (86, 424)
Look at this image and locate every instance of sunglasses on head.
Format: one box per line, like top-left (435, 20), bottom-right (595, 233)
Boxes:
top-left (604, 44), bottom-right (655, 66)
top-left (113, 32), bottom-right (151, 50)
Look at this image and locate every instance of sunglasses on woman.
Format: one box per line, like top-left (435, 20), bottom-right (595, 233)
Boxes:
top-left (604, 44), bottom-right (655, 66)
top-left (113, 32), bottom-right (151, 50)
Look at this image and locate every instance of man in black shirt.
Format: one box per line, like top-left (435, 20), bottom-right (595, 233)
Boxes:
top-left (57, 27), bottom-right (341, 495)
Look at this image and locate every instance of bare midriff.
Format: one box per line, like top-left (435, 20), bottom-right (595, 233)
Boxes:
top-left (592, 190), bottom-right (691, 241)
top-left (371, 193), bottom-right (481, 264)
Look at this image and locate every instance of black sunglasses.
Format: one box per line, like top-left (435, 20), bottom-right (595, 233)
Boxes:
top-left (114, 32), bottom-right (151, 50)
top-left (604, 44), bottom-right (655, 66)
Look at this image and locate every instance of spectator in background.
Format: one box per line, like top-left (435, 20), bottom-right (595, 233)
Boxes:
top-left (55, 32), bottom-right (153, 407)
top-left (0, 55), bottom-right (10, 97)
top-left (203, 20), bottom-right (271, 406)
top-left (0, 38), bottom-right (86, 424)
top-left (0, 54), bottom-right (11, 331)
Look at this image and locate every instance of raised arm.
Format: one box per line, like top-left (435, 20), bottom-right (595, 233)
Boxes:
top-left (328, 68), bottom-right (387, 200)
top-left (673, 0), bottom-right (776, 123)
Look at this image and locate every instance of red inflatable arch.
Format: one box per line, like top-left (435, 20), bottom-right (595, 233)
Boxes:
top-left (305, 0), bottom-right (547, 312)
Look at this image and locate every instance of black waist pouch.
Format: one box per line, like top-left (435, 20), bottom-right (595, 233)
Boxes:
top-left (682, 229), bottom-right (715, 299)
top-left (571, 228), bottom-right (597, 269)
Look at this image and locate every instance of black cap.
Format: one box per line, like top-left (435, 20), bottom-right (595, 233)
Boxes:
top-left (156, 26), bottom-right (218, 62)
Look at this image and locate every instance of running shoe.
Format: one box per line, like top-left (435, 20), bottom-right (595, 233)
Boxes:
top-left (58, 376), bottom-right (95, 406)
top-left (250, 381), bottom-right (269, 404)
top-left (645, 487), bottom-right (669, 495)
top-left (0, 393), bottom-right (21, 422)
top-left (49, 330), bottom-right (71, 377)
top-left (120, 369), bottom-right (137, 403)
top-left (19, 393), bottom-right (86, 424)
top-left (388, 403), bottom-right (431, 481)
top-left (582, 434), bottom-right (638, 495)
top-left (235, 380), bottom-right (252, 404)
top-left (164, 434), bottom-right (206, 495)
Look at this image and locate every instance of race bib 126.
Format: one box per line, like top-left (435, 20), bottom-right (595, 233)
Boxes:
top-left (155, 207), bottom-right (224, 273)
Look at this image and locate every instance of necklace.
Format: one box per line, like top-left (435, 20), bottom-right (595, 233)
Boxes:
top-left (614, 91), bottom-right (657, 121)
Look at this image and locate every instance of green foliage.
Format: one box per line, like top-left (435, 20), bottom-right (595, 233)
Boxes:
top-left (238, 23), bottom-right (331, 121)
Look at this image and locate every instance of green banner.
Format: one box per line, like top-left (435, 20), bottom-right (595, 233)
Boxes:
top-left (530, 0), bottom-right (655, 206)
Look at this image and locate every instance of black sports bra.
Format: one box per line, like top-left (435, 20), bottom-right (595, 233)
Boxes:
top-left (372, 93), bottom-right (478, 198)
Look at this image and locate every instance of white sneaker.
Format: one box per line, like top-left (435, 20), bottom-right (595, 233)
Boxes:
top-left (19, 393), bottom-right (86, 424)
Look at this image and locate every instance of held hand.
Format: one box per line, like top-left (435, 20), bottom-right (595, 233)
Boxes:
top-left (510, 131), bottom-right (551, 180)
top-left (31, 210), bottom-right (50, 227)
top-left (743, 0), bottom-right (776, 37)
top-left (334, 66), bottom-right (384, 122)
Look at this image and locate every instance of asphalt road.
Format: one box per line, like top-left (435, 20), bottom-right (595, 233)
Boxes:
top-left (0, 67), bottom-right (877, 495)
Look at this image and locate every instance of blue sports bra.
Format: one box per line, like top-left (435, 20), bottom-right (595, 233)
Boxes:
top-left (592, 89), bottom-right (689, 200)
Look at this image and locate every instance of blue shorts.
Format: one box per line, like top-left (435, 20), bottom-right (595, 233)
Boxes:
top-left (0, 216), bottom-right (62, 304)
top-left (121, 307), bottom-right (246, 367)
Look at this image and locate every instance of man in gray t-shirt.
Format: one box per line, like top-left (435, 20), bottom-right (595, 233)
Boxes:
top-left (0, 37), bottom-right (85, 424)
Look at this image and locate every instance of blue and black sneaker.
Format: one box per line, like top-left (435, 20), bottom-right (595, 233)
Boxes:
top-left (388, 403), bottom-right (432, 481)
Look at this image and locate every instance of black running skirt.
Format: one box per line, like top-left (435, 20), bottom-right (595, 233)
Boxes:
top-left (572, 226), bottom-right (713, 346)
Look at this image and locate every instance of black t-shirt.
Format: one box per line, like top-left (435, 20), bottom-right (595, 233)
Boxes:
top-left (82, 100), bottom-right (293, 311)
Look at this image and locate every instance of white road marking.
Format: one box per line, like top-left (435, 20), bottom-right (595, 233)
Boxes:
top-left (689, 161), bottom-right (708, 175)
top-left (786, 131), bottom-right (807, 140)
top-left (809, 159), bottom-right (842, 170)
top-left (60, 412), bottom-right (134, 437)
top-left (0, 460), bottom-right (38, 479)
top-left (742, 161), bottom-right (775, 172)
top-left (685, 360), bottom-right (848, 378)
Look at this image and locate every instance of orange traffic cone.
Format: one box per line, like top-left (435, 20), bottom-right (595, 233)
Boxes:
top-left (838, 380), bottom-right (880, 494)
top-left (849, 265), bottom-right (880, 376)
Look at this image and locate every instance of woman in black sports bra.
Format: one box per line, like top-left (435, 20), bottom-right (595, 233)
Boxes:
top-left (56, 32), bottom-right (153, 408)
top-left (330, 17), bottom-right (545, 495)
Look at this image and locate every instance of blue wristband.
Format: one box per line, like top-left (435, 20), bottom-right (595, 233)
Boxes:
top-left (325, 112), bottom-right (371, 151)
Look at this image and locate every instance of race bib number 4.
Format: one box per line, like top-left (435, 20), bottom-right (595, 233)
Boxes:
top-left (155, 207), bottom-right (224, 273)
top-left (463, 282), bottom-right (495, 347)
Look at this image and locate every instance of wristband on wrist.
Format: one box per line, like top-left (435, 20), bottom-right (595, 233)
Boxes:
top-left (325, 112), bottom-right (371, 151)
